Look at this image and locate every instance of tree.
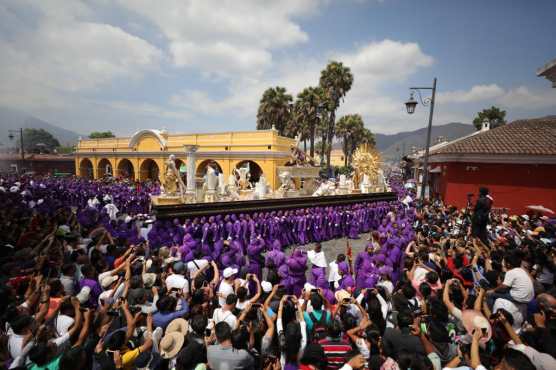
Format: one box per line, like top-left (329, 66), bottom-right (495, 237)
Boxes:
top-left (21, 128), bottom-right (60, 153)
top-left (89, 131), bottom-right (115, 139)
top-left (335, 114), bottom-right (374, 167)
top-left (293, 86), bottom-right (326, 158)
top-left (319, 61), bottom-right (353, 175)
top-left (256, 87), bottom-right (293, 137)
top-left (472, 106), bottom-right (506, 131)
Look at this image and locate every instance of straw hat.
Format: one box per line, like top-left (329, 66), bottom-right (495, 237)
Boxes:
top-left (166, 318), bottom-right (188, 336)
top-left (159, 332), bottom-right (184, 359)
top-left (335, 289), bottom-right (351, 305)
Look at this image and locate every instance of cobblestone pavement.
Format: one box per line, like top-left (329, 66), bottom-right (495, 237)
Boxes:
top-left (284, 232), bottom-right (372, 281)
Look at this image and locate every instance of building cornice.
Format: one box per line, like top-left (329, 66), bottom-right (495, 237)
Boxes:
top-left (75, 151), bottom-right (291, 159)
top-left (427, 153), bottom-right (556, 164)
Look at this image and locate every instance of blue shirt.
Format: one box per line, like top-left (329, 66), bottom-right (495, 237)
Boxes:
top-left (153, 299), bottom-right (189, 329)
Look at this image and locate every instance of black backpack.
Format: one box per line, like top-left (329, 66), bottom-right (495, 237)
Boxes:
top-left (309, 311), bottom-right (328, 342)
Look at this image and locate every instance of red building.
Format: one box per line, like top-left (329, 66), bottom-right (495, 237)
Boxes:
top-left (427, 118), bottom-right (556, 214)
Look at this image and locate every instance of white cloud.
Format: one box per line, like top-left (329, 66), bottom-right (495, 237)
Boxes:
top-left (438, 84), bottom-right (505, 103)
top-left (116, 0), bottom-right (320, 78)
top-left (497, 86), bottom-right (556, 109)
top-left (0, 0), bottom-right (161, 113)
top-left (438, 84), bottom-right (556, 110)
top-left (336, 39), bottom-right (434, 83)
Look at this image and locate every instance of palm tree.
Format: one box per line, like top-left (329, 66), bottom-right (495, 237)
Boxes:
top-left (293, 86), bottom-right (325, 158)
top-left (316, 115), bottom-right (329, 167)
top-left (336, 114), bottom-right (365, 167)
top-left (319, 61), bottom-right (353, 175)
top-left (256, 87), bottom-right (293, 136)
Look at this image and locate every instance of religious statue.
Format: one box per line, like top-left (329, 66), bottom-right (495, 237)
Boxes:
top-left (233, 164), bottom-right (251, 190)
top-left (312, 179), bottom-right (336, 197)
top-left (217, 173), bottom-right (227, 196)
top-left (202, 166), bottom-right (219, 202)
top-left (351, 147), bottom-right (381, 190)
top-left (286, 134), bottom-right (314, 167)
top-left (226, 174), bottom-right (240, 201)
top-left (254, 175), bottom-right (268, 199)
top-left (277, 170), bottom-right (295, 196)
top-left (163, 155), bottom-right (186, 197)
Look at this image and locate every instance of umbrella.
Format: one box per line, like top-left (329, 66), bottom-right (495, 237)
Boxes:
top-left (527, 205), bottom-right (555, 215)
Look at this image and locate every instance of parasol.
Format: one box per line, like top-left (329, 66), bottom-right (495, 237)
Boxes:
top-left (527, 205), bottom-right (555, 214)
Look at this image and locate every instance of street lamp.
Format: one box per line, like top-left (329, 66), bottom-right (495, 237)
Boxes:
top-left (8, 128), bottom-right (25, 160)
top-left (405, 92), bottom-right (417, 114)
top-left (405, 77), bottom-right (437, 201)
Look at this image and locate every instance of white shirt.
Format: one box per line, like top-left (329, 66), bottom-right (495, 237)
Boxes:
top-left (217, 280), bottom-right (234, 307)
top-left (503, 267), bottom-right (534, 303)
top-left (328, 261), bottom-right (341, 283)
top-left (212, 308), bottom-right (237, 330)
top-left (8, 333), bottom-right (24, 360)
top-left (508, 343), bottom-right (556, 370)
top-left (308, 250), bottom-right (327, 268)
top-left (187, 259), bottom-right (209, 276)
top-left (60, 275), bottom-right (75, 296)
top-left (413, 266), bottom-right (429, 283)
top-left (166, 274), bottom-right (189, 296)
top-left (493, 298), bottom-right (523, 332)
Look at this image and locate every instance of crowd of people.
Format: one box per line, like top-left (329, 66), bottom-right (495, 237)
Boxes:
top-left (0, 174), bottom-right (555, 370)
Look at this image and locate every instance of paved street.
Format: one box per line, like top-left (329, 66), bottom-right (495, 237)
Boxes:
top-left (285, 232), bottom-right (372, 280)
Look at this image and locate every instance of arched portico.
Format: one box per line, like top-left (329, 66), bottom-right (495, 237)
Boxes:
top-left (235, 160), bottom-right (263, 184)
top-left (79, 158), bottom-right (94, 179)
top-left (196, 159), bottom-right (224, 177)
top-left (117, 158), bottom-right (135, 180)
top-left (97, 158), bottom-right (113, 178)
top-left (139, 159), bottom-right (160, 181)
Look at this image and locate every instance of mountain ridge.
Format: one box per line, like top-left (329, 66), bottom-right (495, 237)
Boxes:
top-left (0, 107), bottom-right (81, 147)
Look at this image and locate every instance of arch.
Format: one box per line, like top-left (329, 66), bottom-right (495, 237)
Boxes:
top-left (139, 159), bottom-right (160, 181)
top-left (97, 158), bottom-right (113, 178)
top-left (196, 159), bottom-right (224, 177)
top-left (79, 158), bottom-right (93, 179)
top-left (117, 158), bottom-right (135, 180)
top-left (128, 129), bottom-right (167, 149)
top-left (235, 160), bottom-right (263, 184)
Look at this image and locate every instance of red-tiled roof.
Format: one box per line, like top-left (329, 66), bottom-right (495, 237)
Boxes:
top-left (430, 118), bottom-right (556, 156)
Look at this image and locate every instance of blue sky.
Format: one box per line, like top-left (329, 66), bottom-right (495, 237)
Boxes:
top-left (0, 0), bottom-right (555, 136)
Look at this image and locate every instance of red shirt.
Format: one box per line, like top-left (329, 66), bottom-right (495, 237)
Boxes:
top-left (318, 337), bottom-right (353, 370)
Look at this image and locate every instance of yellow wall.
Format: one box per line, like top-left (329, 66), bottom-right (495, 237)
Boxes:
top-left (75, 129), bottom-right (295, 190)
top-left (312, 148), bottom-right (346, 167)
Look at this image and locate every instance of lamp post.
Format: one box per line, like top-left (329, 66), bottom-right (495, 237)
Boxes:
top-left (8, 128), bottom-right (25, 160)
top-left (405, 77), bottom-right (437, 201)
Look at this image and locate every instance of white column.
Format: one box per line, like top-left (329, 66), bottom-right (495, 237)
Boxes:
top-left (184, 145), bottom-right (198, 193)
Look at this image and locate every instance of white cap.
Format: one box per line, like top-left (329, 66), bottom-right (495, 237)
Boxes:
top-left (261, 281), bottom-right (272, 293)
top-left (125, 216), bottom-right (133, 223)
top-left (303, 282), bottom-right (316, 292)
top-left (101, 275), bottom-right (118, 289)
top-left (521, 214), bottom-right (529, 220)
top-left (223, 267), bottom-right (238, 278)
top-left (76, 286), bottom-right (91, 304)
top-left (55, 314), bottom-right (74, 336)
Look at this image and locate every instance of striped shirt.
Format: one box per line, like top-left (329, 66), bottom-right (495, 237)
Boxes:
top-left (318, 337), bottom-right (353, 370)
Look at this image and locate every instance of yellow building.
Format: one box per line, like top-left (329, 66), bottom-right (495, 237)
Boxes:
top-left (312, 148), bottom-right (346, 167)
top-left (75, 128), bottom-right (296, 190)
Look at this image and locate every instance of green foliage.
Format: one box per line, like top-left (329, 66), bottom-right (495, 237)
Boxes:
top-left (89, 131), bottom-right (115, 139)
top-left (55, 145), bottom-right (75, 154)
top-left (292, 86), bottom-right (326, 158)
top-left (256, 87), bottom-right (293, 137)
top-left (336, 165), bottom-right (353, 176)
top-left (335, 114), bottom-right (374, 166)
top-left (472, 106), bottom-right (506, 131)
top-left (22, 128), bottom-right (60, 153)
top-left (319, 61), bottom-right (353, 173)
